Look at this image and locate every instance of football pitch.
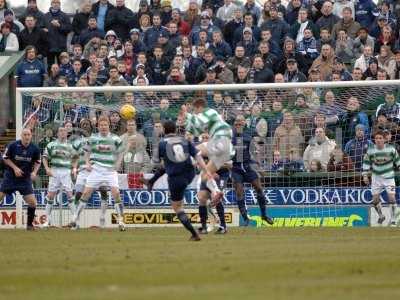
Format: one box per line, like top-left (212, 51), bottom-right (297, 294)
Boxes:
top-left (1, 228), bottom-right (400, 300)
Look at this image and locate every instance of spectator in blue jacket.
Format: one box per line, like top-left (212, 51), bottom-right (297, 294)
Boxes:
top-left (260, 6), bottom-right (289, 45)
top-left (340, 96), bottom-right (370, 145)
top-left (208, 30), bottom-right (232, 61)
top-left (191, 10), bottom-right (220, 45)
top-left (355, 0), bottom-right (378, 29)
top-left (344, 124), bottom-right (372, 171)
top-left (234, 13), bottom-right (261, 46)
top-left (376, 91), bottom-right (400, 125)
top-left (143, 13), bottom-right (169, 50)
top-left (79, 15), bottom-right (105, 47)
top-left (16, 46), bottom-right (46, 87)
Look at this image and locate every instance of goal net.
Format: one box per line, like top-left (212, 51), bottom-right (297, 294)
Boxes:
top-left (11, 81), bottom-right (400, 229)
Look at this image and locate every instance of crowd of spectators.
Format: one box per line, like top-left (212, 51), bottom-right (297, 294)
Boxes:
top-left (6, 0), bottom-right (400, 184)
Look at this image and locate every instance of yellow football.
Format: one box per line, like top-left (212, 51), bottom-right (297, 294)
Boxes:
top-left (120, 104), bottom-right (136, 120)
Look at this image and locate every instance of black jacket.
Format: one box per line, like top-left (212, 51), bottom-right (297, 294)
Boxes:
top-left (249, 67), bottom-right (274, 83)
top-left (43, 9), bottom-right (72, 52)
top-left (18, 26), bottom-right (49, 57)
top-left (105, 5), bottom-right (135, 41)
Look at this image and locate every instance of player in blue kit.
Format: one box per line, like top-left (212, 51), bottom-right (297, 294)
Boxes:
top-left (149, 120), bottom-right (210, 241)
top-left (232, 115), bottom-right (274, 226)
top-left (0, 128), bottom-right (41, 230)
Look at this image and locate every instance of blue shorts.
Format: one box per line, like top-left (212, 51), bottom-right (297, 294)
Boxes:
top-left (231, 164), bottom-right (258, 183)
top-left (168, 170), bottom-right (195, 202)
top-left (0, 178), bottom-right (34, 196)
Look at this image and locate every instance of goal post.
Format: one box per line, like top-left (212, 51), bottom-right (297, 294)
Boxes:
top-left (12, 80), bottom-right (400, 229)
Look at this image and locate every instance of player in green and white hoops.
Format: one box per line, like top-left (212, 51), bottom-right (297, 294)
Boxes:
top-left (42, 126), bottom-right (77, 228)
top-left (363, 130), bottom-right (400, 226)
top-left (70, 116), bottom-right (126, 231)
top-left (181, 98), bottom-right (234, 204)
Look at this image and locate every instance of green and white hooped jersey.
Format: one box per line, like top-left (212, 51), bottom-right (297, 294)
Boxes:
top-left (43, 139), bottom-right (75, 169)
top-left (87, 133), bottom-right (123, 169)
top-left (185, 108), bottom-right (232, 139)
top-left (72, 137), bottom-right (88, 171)
top-left (362, 144), bottom-right (400, 179)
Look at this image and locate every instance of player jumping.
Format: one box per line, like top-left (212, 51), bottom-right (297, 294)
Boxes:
top-left (0, 128), bottom-right (41, 230)
top-left (232, 115), bottom-right (273, 226)
top-left (180, 98), bottom-right (234, 205)
top-left (70, 116), bottom-right (126, 231)
top-left (363, 130), bottom-right (400, 226)
top-left (42, 126), bottom-right (77, 228)
top-left (148, 120), bottom-right (210, 241)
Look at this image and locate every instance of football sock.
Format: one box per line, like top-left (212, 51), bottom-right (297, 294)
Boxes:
top-left (237, 199), bottom-right (248, 220)
top-left (216, 202), bottom-right (226, 229)
top-left (390, 203), bottom-right (397, 221)
top-left (45, 201), bottom-right (53, 224)
top-left (177, 211), bottom-right (197, 236)
top-left (67, 198), bottom-right (76, 215)
top-left (73, 200), bottom-right (87, 222)
top-left (257, 191), bottom-right (267, 217)
top-left (27, 206), bottom-right (35, 227)
top-left (100, 200), bottom-right (107, 223)
top-left (74, 192), bottom-right (82, 204)
top-left (374, 202), bottom-right (383, 218)
top-left (206, 178), bottom-right (220, 195)
top-left (199, 205), bottom-right (208, 229)
top-left (115, 203), bottom-right (124, 219)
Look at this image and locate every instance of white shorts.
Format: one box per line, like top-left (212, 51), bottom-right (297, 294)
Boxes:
top-left (48, 168), bottom-right (73, 193)
top-left (206, 136), bottom-right (234, 169)
top-left (371, 176), bottom-right (396, 196)
top-left (85, 165), bottom-right (119, 189)
top-left (75, 169), bottom-right (90, 193)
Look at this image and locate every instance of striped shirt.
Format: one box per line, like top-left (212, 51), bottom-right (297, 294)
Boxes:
top-left (72, 137), bottom-right (87, 171)
top-left (86, 133), bottom-right (123, 169)
top-left (43, 139), bottom-right (75, 169)
top-left (185, 108), bottom-right (232, 139)
top-left (362, 144), bottom-right (400, 179)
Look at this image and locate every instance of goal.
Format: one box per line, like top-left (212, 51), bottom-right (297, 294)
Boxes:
top-left (11, 80), bottom-right (400, 228)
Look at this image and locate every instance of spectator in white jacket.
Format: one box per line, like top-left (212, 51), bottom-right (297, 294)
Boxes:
top-left (0, 22), bottom-right (18, 52)
top-left (216, 0), bottom-right (240, 23)
top-left (353, 45), bottom-right (373, 73)
top-left (303, 127), bottom-right (336, 171)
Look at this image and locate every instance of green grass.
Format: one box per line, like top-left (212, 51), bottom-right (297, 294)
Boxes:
top-left (1, 228), bottom-right (400, 300)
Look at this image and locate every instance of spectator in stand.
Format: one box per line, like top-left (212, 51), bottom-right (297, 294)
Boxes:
top-left (260, 28), bottom-right (283, 59)
top-left (209, 30), bottom-right (232, 60)
top-left (354, 45), bottom-right (373, 72)
top-left (310, 43), bottom-right (335, 80)
top-left (273, 111), bottom-right (304, 159)
top-left (235, 64), bottom-right (249, 83)
top-left (167, 21), bottom-right (181, 48)
top-left (104, 66), bottom-right (129, 103)
top-left (67, 59), bottom-right (84, 87)
top-left (160, 0), bottom-right (173, 25)
top-left (237, 27), bottom-right (258, 57)
top-left (79, 15), bottom-right (105, 47)
top-left (344, 124), bottom-right (372, 171)
top-left (332, 57), bottom-right (352, 81)
top-left (18, 15), bottom-right (48, 59)
top-left (284, 58), bottom-right (307, 82)
top-left (71, 0), bottom-right (92, 45)
top-left (216, 0), bottom-right (238, 23)
top-left (285, 0), bottom-right (302, 26)
top-left (92, 0), bottom-right (114, 33)
top-left (277, 38), bottom-right (307, 74)
top-left (362, 57), bottom-right (379, 80)
top-left (289, 7), bottom-right (319, 44)
top-left (260, 6), bottom-right (289, 45)
top-left (139, 13), bottom-right (152, 36)
top-left (144, 13), bottom-right (169, 50)
top-left (45, 63), bottom-right (60, 86)
top-left (16, 46), bottom-right (46, 87)
top-left (354, 0), bottom-right (377, 29)
top-left (171, 8), bottom-right (190, 36)
top-left (297, 28), bottom-right (319, 69)
top-left (327, 146), bottom-right (354, 172)
top-left (226, 45), bottom-right (251, 74)
top-left (243, 0), bottom-right (261, 23)
top-left (132, 64), bottom-right (151, 85)
top-left (257, 41), bottom-right (277, 71)
top-left (0, 22), bottom-right (18, 52)
top-left (339, 96), bottom-right (370, 145)
top-left (0, 0), bottom-right (7, 22)
top-left (248, 54), bottom-right (274, 83)
top-left (184, 0), bottom-right (200, 29)
top-left (332, 7), bottom-right (361, 40)
top-left (195, 48), bottom-right (216, 83)
top-left (214, 57), bottom-right (234, 84)
top-left (223, 6), bottom-right (243, 49)
top-left (58, 52), bottom-right (73, 77)
top-left (44, 0), bottom-right (72, 67)
top-left (334, 29), bottom-right (355, 65)
top-left (148, 45), bottom-right (170, 85)
top-left (353, 27), bottom-right (375, 59)
top-left (120, 40), bottom-right (135, 75)
top-left (316, 1), bottom-right (340, 32)
top-left (376, 45), bottom-right (396, 79)
top-left (19, 0), bottom-right (45, 29)
top-left (191, 10), bottom-right (220, 45)
top-left (374, 23), bottom-right (396, 53)
top-left (234, 12), bottom-right (261, 46)
top-left (303, 127), bottom-right (336, 171)
top-left (134, 1), bottom-right (152, 30)
top-left (0, 9), bottom-right (24, 36)
top-left (376, 92), bottom-right (400, 125)
top-left (105, 0), bottom-right (135, 42)
top-left (128, 29), bottom-right (146, 55)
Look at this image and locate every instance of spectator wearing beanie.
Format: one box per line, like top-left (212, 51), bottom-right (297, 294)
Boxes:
top-left (19, 0), bottom-right (46, 29)
top-left (0, 9), bottom-right (24, 36)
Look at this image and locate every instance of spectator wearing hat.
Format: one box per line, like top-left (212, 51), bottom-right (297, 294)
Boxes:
top-left (150, 0), bottom-right (162, 13)
top-left (234, 13), bottom-right (260, 46)
top-left (44, 0), bottom-right (72, 67)
top-left (71, 1), bottom-right (92, 44)
top-left (344, 124), bottom-right (372, 171)
top-left (0, 9), bottom-right (24, 36)
top-left (248, 54), bottom-right (274, 83)
top-left (362, 57), bottom-right (379, 80)
top-left (171, 8), bottom-right (190, 36)
top-left (289, 8), bottom-right (319, 44)
top-left (191, 10), bottom-right (220, 45)
top-left (334, 29), bottom-right (355, 64)
top-left (19, 0), bottom-right (46, 29)
top-left (144, 13), bottom-right (169, 50)
top-left (0, 22), bottom-right (18, 52)
top-left (16, 46), bottom-right (46, 87)
top-left (223, 7), bottom-right (243, 49)
top-left (92, 0), bottom-right (114, 33)
top-left (354, 0), bottom-right (377, 29)
top-left (332, 7), bottom-right (361, 40)
top-left (316, 1), bottom-right (340, 33)
top-left (284, 58), bottom-right (307, 82)
top-left (216, 0), bottom-right (239, 23)
top-left (79, 15), bottom-right (105, 47)
top-left (132, 63), bottom-right (150, 85)
top-left (18, 15), bottom-right (48, 59)
top-left (354, 45), bottom-right (373, 72)
top-left (237, 27), bottom-right (258, 57)
top-left (160, 0), bottom-right (173, 25)
top-left (310, 43), bottom-right (335, 80)
top-left (156, 30), bottom-right (175, 61)
top-left (184, 0), bottom-right (201, 29)
top-left (128, 28), bottom-right (146, 54)
top-left (353, 27), bottom-right (375, 59)
top-left (208, 30), bottom-right (232, 61)
top-left (260, 6), bottom-right (289, 45)
top-left (105, 0), bottom-right (135, 42)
